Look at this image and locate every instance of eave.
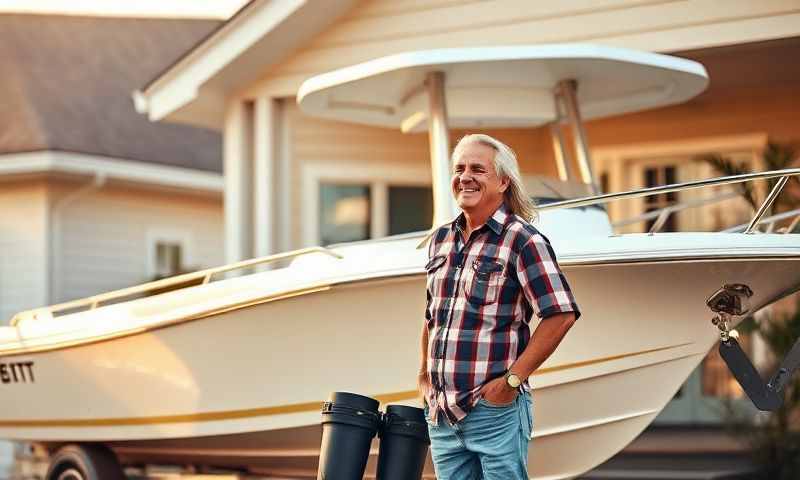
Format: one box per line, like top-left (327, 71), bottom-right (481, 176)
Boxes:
top-left (133, 0), bottom-right (357, 130)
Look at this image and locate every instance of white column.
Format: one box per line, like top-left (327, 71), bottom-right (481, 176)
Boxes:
top-left (223, 100), bottom-right (254, 265)
top-left (253, 96), bottom-right (278, 259)
top-left (426, 71), bottom-right (457, 226)
top-left (278, 99), bottom-right (293, 251)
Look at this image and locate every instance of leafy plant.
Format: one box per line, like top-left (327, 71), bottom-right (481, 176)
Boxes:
top-left (696, 142), bottom-right (799, 222)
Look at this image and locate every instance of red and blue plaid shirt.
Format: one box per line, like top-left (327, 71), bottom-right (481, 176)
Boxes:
top-left (424, 203), bottom-right (581, 424)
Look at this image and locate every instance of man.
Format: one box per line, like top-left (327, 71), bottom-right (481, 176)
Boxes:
top-left (419, 134), bottom-right (581, 479)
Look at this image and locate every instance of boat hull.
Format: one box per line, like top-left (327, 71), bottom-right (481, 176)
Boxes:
top-left (3, 255), bottom-right (798, 479)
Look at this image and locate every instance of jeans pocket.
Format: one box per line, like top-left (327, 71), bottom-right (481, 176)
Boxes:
top-left (478, 396), bottom-right (516, 409)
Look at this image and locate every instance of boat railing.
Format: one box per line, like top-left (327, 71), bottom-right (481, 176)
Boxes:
top-left (10, 246), bottom-right (343, 325)
top-left (541, 167), bottom-right (800, 234)
top-left (611, 190), bottom-right (740, 234)
top-left (721, 207), bottom-right (800, 234)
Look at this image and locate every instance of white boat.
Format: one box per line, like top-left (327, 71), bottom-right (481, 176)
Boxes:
top-left (1, 45), bottom-right (799, 480)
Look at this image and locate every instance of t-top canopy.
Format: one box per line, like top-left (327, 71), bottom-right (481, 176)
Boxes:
top-left (297, 44), bottom-right (708, 131)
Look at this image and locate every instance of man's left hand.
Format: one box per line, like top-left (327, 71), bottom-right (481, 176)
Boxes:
top-left (480, 376), bottom-right (518, 406)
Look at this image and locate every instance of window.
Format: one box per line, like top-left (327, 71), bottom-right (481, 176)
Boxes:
top-left (147, 230), bottom-right (193, 281)
top-left (643, 165), bottom-right (678, 232)
top-left (599, 172), bottom-right (609, 195)
top-left (304, 162), bottom-right (433, 246)
top-left (154, 242), bottom-right (183, 279)
top-left (319, 184), bottom-right (371, 245)
top-left (317, 183), bottom-right (433, 245)
top-left (388, 186), bottom-right (434, 236)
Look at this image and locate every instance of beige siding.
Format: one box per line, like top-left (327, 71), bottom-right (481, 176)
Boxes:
top-left (248, 0), bottom-right (800, 97)
top-left (0, 182), bottom-right (49, 323)
top-left (54, 182), bottom-right (223, 303)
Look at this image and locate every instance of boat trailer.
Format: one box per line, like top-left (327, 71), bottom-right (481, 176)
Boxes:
top-left (708, 284), bottom-right (800, 411)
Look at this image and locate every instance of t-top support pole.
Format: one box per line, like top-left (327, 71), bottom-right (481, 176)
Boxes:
top-left (550, 96), bottom-right (573, 182)
top-left (557, 80), bottom-right (599, 195)
top-left (426, 71), bottom-right (458, 226)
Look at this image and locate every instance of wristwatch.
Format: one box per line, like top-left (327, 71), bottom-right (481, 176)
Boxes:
top-left (504, 371), bottom-right (522, 389)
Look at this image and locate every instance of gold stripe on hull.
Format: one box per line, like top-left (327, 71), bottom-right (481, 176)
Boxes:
top-left (0, 342), bottom-right (691, 428)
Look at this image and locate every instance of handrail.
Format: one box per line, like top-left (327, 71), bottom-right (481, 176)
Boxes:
top-left (538, 168), bottom-right (800, 211)
top-left (723, 208), bottom-right (800, 233)
top-left (415, 168), bottom-right (799, 249)
top-left (10, 246), bottom-right (343, 325)
top-left (611, 191), bottom-right (739, 229)
top-left (745, 176), bottom-right (789, 233)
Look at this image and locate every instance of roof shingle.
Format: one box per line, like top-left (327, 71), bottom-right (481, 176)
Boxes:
top-left (0, 14), bottom-right (223, 172)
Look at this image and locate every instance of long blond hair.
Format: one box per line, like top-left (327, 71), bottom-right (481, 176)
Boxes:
top-left (451, 134), bottom-right (537, 222)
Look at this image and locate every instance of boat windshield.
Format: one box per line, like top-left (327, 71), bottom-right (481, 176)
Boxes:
top-left (524, 175), bottom-right (601, 209)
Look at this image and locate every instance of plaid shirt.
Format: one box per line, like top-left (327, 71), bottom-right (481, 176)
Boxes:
top-left (424, 203), bottom-right (580, 424)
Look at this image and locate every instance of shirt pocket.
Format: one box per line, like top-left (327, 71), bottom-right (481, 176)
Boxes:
top-left (466, 259), bottom-right (505, 305)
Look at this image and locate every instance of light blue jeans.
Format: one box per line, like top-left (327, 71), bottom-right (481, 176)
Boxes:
top-left (425, 392), bottom-right (533, 480)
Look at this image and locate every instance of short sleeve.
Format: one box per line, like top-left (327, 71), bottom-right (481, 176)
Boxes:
top-left (514, 232), bottom-right (581, 321)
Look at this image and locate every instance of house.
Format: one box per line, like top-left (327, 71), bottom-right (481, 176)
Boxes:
top-left (0, 12), bottom-right (234, 477)
top-left (0, 14), bottom-right (228, 325)
top-left (134, 1), bottom-right (800, 477)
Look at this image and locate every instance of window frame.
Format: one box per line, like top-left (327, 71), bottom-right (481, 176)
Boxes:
top-left (302, 161), bottom-right (432, 246)
top-left (145, 229), bottom-right (194, 280)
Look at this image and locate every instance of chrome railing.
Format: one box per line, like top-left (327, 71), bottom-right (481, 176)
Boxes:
top-left (542, 168), bottom-right (800, 234)
top-left (724, 207), bottom-right (800, 234)
top-left (10, 246), bottom-right (343, 325)
top-left (612, 191), bottom-right (740, 234)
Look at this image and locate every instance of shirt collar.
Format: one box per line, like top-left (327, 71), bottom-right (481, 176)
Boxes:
top-left (453, 203), bottom-right (510, 236)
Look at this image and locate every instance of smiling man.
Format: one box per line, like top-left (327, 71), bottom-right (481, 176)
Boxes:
top-left (418, 134), bottom-right (581, 479)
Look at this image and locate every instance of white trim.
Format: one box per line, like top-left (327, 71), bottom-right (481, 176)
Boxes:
top-left (253, 97), bottom-right (278, 258)
top-left (301, 161), bottom-right (432, 247)
top-left (136, 0), bottom-right (357, 126)
top-left (0, 151), bottom-right (223, 193)
top-left (137, 0), bottom-right (302, 120)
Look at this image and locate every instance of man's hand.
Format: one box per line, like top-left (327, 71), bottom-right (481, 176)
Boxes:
top-left (480, 376), bottom-right (518, 406)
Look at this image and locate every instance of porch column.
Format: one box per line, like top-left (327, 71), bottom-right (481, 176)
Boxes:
top-left (253, 96), bottom-right (279, 259)
top-left (223, 100), bottom-right (254, 264)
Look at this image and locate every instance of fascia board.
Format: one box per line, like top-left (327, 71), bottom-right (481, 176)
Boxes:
top-left (136, 0), bottom-right (306, 122)
top-left (0, 151), bottom-right (223, 193)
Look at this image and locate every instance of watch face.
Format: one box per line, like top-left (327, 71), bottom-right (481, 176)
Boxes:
top-left (507, 374), bottom-right (521, 388)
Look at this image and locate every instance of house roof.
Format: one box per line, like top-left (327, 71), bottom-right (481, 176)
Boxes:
top-left (0, 14), bottom-right (223, 172)
top-left (135, 0), bottom-right (357, 130)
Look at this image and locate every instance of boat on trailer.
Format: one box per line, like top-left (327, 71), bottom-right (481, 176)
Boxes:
top-left (1, 44), bottom-right (799, 480)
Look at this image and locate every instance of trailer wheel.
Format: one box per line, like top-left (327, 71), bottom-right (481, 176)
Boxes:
top-left (45, 444), bottom-right (126, 480)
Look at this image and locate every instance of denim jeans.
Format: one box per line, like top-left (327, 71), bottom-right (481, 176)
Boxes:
top-left (425, 392), bottom-right (533, 480)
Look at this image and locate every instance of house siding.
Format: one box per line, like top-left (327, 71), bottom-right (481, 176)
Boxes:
top-left (53, 182), bottom-right (224, 303)
top-left (0, 182), bottom-right (49, 324)
top-left (248, 0), bottom-right (800, 97)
